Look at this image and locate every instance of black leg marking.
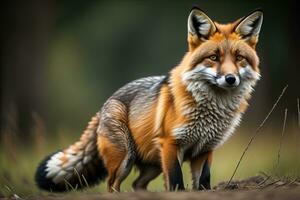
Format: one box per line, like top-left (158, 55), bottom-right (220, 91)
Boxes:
top-left (199, 158), bottom-right (211, 190)
top-left (169, 159), bottom-right (185, 191)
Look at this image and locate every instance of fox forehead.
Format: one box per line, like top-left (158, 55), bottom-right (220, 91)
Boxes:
top-left (214, 21), bottom-right (240, 37)
top-left (189, 32), bottom-right (259, 71)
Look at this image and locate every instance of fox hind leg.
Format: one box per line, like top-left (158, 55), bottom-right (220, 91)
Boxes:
top-left (132, 163), bottom-right (161, 190)
top-left (98, 135), bottom-right (124, 192)
top-left (97, 99), bottom-right (136, 192)
top-left (112, 152), bottom-right (135, 191)
top-left (98, 134), bottom-right (136, 192)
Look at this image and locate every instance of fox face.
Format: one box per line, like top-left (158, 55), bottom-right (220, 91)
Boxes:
top-left (182, 8), bottom-right (262, 94)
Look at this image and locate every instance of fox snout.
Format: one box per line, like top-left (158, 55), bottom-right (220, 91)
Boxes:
top-left (216, 73), bottom-right (240, 88)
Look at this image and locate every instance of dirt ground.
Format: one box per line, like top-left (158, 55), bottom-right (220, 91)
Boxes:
top-left (22, 189), bottom-right (300, 200)
top-left (2, 175), bottom-right (300, 200)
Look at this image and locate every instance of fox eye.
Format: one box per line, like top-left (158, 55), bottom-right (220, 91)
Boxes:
top-left (209, 55), bottom-right (218, 61)
top-left (236, 55), bottom-right (244, 61)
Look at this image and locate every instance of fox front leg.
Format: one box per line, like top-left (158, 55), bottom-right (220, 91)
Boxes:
top-left (190, 151), bottom-right (213, 190)
top-left (160, 138), bottom-right (185, 191)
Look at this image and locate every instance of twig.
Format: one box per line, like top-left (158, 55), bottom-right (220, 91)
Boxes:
top-left (226, 85), bottom-right (288, 188)
top-left (64, 179), bottom-right (76, 191)
top-left (111, 186), bottom-right (119, 193)
top-left (258, 171), bottom-right (270, 177)
top-left (286, 178), bottom-right (297, 186)
top-left (273, 108), bottom-right (288, 173)
top-left (260, 179), bottom-right (281, 189)
top-left (258, 108), bottom-right (288, 188)
top-left (257, 174), bottom-right (272, 188)
top-left (74, 168), bottom-right (83, 188)
top-left (297, 98), bottom-right (300, 128)
top-left (4, 185), bottom-right (13, 195)
top-left (5, 185), bottom-right (23, 199)
top-left (257, 171), bottom-right (273, 187)
top-left (297, 98), bottom-right (300, 176)
top-left (82, 174), bottom-right (89, 188)
top-left (199, 184), bottom-right (207, 190)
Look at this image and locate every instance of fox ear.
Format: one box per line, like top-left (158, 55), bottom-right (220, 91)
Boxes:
top-left (188, 7), bottom-right (216, 41)
top-left (235, 10), bottom-right (263, 43)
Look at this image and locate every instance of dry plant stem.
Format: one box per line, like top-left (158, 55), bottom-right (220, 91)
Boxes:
top-left (273, 108), bottom-right (288, 173)
top-left (82, 174), bottom-right (89, 188)
top-left (260, 179), bottom-right (281, 189)
top-left (226, 85), bottom-right (288, 188)
top-left (297, 98), bottom-right (300, 176)
top-left (111, 187), bottom-right (118, 193)
top-left (286, 178), bottom-right (297, 186)
top-left (257, 175), bottom-right (272, 187)
top-left (74, 168), bottom-right (83, 188)
top-left (64, 179), bottom-right (76, 191)
top-left (259, 108), bottom-right (288, 189)
top-left (297, 98), bottom-right (300, 128)
top-left (257, 171), bottom-right (272, 187)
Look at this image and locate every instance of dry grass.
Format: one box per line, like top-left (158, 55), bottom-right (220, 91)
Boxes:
top-left (1, 125), bottom-right (299, 199)
top-left (1, 87), bottom-right (300, 199)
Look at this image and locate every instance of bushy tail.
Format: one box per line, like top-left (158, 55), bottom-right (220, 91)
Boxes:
top-left (35, 113), bottom-right (107, 192)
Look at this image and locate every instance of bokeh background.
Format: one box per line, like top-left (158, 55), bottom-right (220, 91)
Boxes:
top-left (1, 0), bottom-right (300, 196)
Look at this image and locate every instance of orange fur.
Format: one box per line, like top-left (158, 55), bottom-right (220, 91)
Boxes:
top-left (159, 136), bottom-right (178, 190)
top-left (129, 102), bottom-right (160, 162)
top-left (190, 151), bottom-right (213, 171)
top-left (60, 154), bottom-right (69, 167)
top-left (207, 151), bottom-right (213, 166)
top-left (237, 100), bottom-right (249, 114)
top-left (97, 135), bottom-right (126, 192)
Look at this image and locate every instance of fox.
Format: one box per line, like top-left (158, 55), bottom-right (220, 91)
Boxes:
top-left (35, 7), bottom-right (263, 192)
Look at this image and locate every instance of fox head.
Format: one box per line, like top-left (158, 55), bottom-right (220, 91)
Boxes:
top-left (181, 7), bottom-right (263, 94)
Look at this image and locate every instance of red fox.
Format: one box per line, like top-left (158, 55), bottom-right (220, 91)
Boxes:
top-left (36, 7), bottom-right (263, 192)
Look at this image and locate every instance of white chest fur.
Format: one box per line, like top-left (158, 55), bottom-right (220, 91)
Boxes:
top-left (175, 64), bottom-right (259, 160)
top-left (173, 83), bottom-right (249, 159)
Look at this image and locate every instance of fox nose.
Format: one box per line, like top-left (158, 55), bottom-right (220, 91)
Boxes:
top-left (225, 74), bottom-right (236, 85)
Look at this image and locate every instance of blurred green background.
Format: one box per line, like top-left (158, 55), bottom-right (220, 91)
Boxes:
top-left (1, 0), bottom-right (300, 197)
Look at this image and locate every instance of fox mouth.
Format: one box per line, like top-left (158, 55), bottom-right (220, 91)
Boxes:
top-left (215, 83), bottom-right (239, 89)
top-left (199, 74), bottom-right (241, 90)
top-left (206, 79), bottom-right (240, 91)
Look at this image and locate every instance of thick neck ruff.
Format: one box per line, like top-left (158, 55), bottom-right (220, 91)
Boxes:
top-left (174, 77), bottom-right (257, 159)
